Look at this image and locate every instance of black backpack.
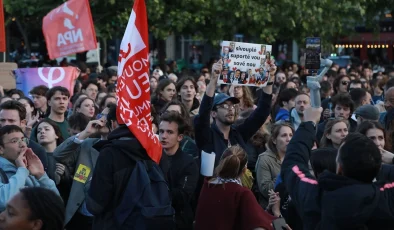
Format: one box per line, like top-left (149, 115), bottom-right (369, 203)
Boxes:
top-left (114, 159), bottom-right (176, 230)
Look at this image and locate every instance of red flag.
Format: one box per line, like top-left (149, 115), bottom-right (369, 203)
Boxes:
top-left (42, 0), bottom-right (97, 60)
top-left (117, 0), bottom-right (162, 163)
top-left (0, 0), bottom-right (5, 52)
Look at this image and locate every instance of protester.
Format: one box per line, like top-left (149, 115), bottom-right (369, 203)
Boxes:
top-left (73, 97), bottom-right (97, 120)
top-left (282, 106), bottom-right (394, 229)
top-left (290, 93), bottom-right (310, 130)
top-left (30, 86), bottom-right (70, 143)
top-left (316, 93), bottom-right (355, 141)
top-left (0, 125), bottom-right (59, 211)
top-left (354, 104), bottom-right (380, 125)
top-left (152, 79), bottom-right (176, 113)
top-left (319, 119), bottom-right (349, 149)
top-left (256, 123), bottom-right (294, 208)
top-left (230, 85), bottom-right (257, 111)
top-left (161, 100), bottom-right (199, 158)
top-left (54, 106), bottom-right (111, 229)
top-left (82, 80), bottom-right (100, 101)
top-left (176, 77), bottom-right (200, 116)
top-left (275, 88), bottom-right (298, 122)
top-left (194, 145), bottom-right (277, 230)
top-left (18, 97), bottom-right (39, 137)
top-left (29, 85), bottom-right (49, 118)
top-left (159, 111), bottom-right (199, 229)
top-left (194, 59), bottom-right (275, 165)
top-left (0, 187), bottom-right (65, 230)
top-left (98, 95), bottom-right (116, 112)
top-left (0, 100), bottom-right (49, 173)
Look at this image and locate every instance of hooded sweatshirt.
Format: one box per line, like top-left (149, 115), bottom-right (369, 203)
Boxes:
top-left (86, 125), bottom-right (167, 230)
top-left (0, 157), bottom-right (59, 211)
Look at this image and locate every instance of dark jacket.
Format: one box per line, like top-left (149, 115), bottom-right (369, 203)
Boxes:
top-left (194, 90), bottom-right (272, 165)
top-left (316, 118), bottom-right (357, 143)
top-left (166, 148), bottom-right (199, 229)
top-left (86, 125), bottom-right (165, 230)
top-left (281, 122), bottom-right (394, 230)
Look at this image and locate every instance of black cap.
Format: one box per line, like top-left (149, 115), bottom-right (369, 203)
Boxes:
top-left (354, 104), bottom-right (379, 121)
top-left (212, 93), bottom-right (240, 108)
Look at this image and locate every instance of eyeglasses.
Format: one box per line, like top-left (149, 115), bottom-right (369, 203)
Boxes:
top-left (341, 81), bottom-right (350, 85)
top-left (3, 137), bottom-right (29, 146)
top-left (217, 104), bottom-right (236, 110)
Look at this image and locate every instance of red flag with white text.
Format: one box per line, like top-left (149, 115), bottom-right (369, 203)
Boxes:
top-left (117, 0), bottom-right (162, 163)
top-left (0, 0), bottom-right (5, 52)
top-left (42, 0), bottom-right (97, 59)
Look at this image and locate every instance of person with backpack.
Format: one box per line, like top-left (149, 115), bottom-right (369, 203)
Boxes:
top-left (159, 111), bottom-right (199, 229)
top-left (86, 106), bottom-right (174, 230)
top-left (53, 105), bottom-right (113, 230)
top-left (0, 125), bottom-right (59, 211)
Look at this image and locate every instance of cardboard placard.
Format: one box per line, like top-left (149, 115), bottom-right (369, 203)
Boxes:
top-left (219, 41), bottom-right (273, 87)
top-left (0, 63), bottom-right (17, 89)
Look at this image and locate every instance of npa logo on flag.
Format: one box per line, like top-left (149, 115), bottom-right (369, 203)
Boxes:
top-left (14, 67), bottom-right (79, 98)
top-left (42, 0), bottom-right (97, 60)
top-left (117, 0), bottom-right (162, 164)
top-left (0, 0), bottom-right (5, 52)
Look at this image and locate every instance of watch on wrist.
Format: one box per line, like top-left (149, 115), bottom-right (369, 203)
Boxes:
top-left (267, 82), bottom-right (274, 86)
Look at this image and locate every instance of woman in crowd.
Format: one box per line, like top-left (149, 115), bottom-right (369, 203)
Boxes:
top-left (18, 97), bottom-right (39, 137)
top-left (73, 97), bottom-right (97, 120)
top-left (176, 77), bottom-right (200, 116)
top-left (0, 187), bottom-right (65, 230)
top-left (255, 122), bottom-right (294, 208)
top-left (357, 120), bottom-right (394, 164)
top-left (151, 79), bottom-right (176, 113)
top-left (98, 95), bottom-right (116, 112)
top-left (33, 119), bottom-right (68, 185)
top-left (150, 76), bottom-right (158, 94)
top-left (230, 85), bottom-right (256, 111)
top-left (195, 145), bottom-right (278, 230)
top-left (320, 119), bottom-right (349, 149)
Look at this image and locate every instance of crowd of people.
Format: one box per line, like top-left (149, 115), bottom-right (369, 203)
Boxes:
top-left (0, 56), bottom-right (393, 230)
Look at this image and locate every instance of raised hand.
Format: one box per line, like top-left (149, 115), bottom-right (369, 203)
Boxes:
top-left (79, 119), bottom-right (106, 140)
top-left (54, 163), bottom-right (66, 184)
top-left (25, 148), bottom-right (44, 179)
top-left (15, 151), bottom-right (27, 168)
top-left (380, 148), bottom-right (394, 164)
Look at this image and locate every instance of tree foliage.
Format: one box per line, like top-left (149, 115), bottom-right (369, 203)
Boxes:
top-left (2, 0), bottom-right (390, 48)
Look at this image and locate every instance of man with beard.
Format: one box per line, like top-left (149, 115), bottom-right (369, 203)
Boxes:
top-left (290, 93), bottom-right (311, 130)
top-left (30, 86), bottom-right (70, 143)
top-left (194, 59), bottom-right (276, 165)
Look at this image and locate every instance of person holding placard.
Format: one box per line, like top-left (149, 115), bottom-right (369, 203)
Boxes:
top-left (194, 59), bottom-right (276, 166)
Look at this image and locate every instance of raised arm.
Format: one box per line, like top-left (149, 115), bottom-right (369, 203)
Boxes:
top-left (237, 65), bottom-right (276, 142)
top-left (194, 60), bottom-right (222, 152)
top-left (281, 107), bottom-right (322, 222)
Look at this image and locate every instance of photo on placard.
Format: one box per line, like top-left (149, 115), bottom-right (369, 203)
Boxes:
top-left (218, 41), bottom-right (272, 87)
top-left (260, 45), bottom-right (266, 55)
top-left (229, 42), bottom-right (236, 52)
top-left (222, 46), bottom-right (230, 58)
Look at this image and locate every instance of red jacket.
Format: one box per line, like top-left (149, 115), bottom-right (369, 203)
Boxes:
top-left (195, 178), bottom-right (275, 230)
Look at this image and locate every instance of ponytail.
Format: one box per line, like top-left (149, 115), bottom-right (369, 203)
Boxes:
top-left (214, 145), bottom-right (247, 179)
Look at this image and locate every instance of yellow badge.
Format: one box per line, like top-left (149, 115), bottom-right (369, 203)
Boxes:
top-left (73, 164), bottom-right (91, 183)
